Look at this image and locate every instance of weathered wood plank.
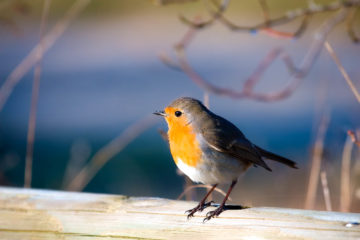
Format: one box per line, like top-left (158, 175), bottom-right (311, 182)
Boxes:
top-left (0, 187), bottom-right (359, 240)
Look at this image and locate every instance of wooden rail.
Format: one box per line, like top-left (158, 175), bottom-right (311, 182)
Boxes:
top-left (0, 187), bottom-right (359, 239)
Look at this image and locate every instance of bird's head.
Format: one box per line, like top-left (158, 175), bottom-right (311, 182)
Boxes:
top-left (153, 97), bottom-right (208, 130)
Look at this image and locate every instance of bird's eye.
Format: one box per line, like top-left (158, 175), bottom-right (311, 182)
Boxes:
top-left (175, 111), bottom-right (182, 117)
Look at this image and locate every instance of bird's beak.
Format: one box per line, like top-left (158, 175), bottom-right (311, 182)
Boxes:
top-left (153, 110), bottom-right (167, 117)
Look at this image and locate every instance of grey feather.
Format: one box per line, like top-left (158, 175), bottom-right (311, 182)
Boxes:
top-left (168, 97), bottom-right (297, 172)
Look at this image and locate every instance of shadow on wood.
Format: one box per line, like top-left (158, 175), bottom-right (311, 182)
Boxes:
top-left (0, 187), bottom-right (359, 239)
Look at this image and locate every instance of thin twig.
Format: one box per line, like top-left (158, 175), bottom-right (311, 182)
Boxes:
top-left (305, 112), bottom-right (330, 209)
top-left (179, 0), bottom-right (230, 29)
top-left (258, 0), bottom-right (270, 25)
top-left (66, 116), bottom-right (158, 191)
top-left (257, 0), bottom-right (310, 39)
top-left (324, 41), bottom-right (360, 103)
top-left (340, 135), bottom-right (354, 212)
top-left (177, 184), bottom-right (230, 201)
top-left (186, 0), bottom-right (311, 39)
top-left (320, 170), bottom-right (332, 211)
top-left (24, 0), bottom-right (51, 188)
top-left (158, 52), bottom-right (182, 71)
top-left (62, 139), bottom-right (91, 189)
top-left (166, 9), bottom-right (348, 102)
top-left (183, 0), bottom-right (359, 35)
top-left (0, 0), bottom-right (91, 113)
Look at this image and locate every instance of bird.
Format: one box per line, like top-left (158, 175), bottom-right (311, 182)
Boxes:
top-left (154, 97), bottom-right (297, 222)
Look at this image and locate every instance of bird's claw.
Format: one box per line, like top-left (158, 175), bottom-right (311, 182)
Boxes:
top-left (186, 201), bottom-right (214, 219)
top-left (203, 206), bottom-right (225, 222)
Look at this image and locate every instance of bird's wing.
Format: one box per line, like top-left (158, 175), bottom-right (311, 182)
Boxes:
top-left (201, 114), bottom-right (272, 171)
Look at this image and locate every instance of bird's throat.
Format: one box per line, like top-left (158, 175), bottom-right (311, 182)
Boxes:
top-left (167, 121), bottom-right (202, 167)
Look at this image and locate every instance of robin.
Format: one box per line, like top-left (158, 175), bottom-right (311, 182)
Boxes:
top-left (154, 97), bottom-right (297, 222)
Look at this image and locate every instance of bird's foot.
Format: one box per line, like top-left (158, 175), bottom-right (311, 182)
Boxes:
top-left (203, 205), bottom-right (225, 222)
top-left (186, 201), bottom-right (214, 219)
top-left (202, 204), bottom-right (249, 222)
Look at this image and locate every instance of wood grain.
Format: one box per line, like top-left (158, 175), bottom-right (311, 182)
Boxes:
top-left (0, 187), bottom-right (359, 240)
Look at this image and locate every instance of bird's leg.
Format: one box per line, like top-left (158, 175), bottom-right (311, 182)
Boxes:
top-left (186, 184), bottom-right (217, 219)
top-left (204, 180), bottom-right (237, 222)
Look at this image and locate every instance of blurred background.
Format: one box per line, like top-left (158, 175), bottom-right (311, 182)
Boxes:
top-left (0, 0), bottom-right (359, 212)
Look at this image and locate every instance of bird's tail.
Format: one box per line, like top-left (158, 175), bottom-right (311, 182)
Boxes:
top-left (255, 145), bottom-right (298, 169)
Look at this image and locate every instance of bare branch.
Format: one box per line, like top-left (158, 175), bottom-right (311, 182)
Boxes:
top-left (0, 0), bottom-right (91, 113)
top-left (258, 14), bottom-right (311, 39)
top-left (163, 8), bottom-right (348, 102)
top-left (179, 1), bottom-right (360, 42)
top-left (62, 140), bottom-right (91, 189)
top-left (324, 41), bottom-right (360, 103)
top-left (66, 116), bottom-right (158, 192)
top-left (258, 0), bottom-right (270, 25)
top-left (305, 112), bottom-right (330, 210)
top-left (24, 0), bottom-right (51, 188)
top-left (320, 170), bottom-right (332, 211)
top-left (179, 0), bottom-right (230, 29)
top-left (158, 52), bottom-right (182, 71)
top-left (340, 135), bottom-right (354, 212)
top-left (183, 0), bottom-right (359, 37)
top-left (257, 0), bottom-right (310, 39)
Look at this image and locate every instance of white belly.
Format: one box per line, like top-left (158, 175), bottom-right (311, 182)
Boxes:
top-left (176, 157), bottom-right (202, 183)
top-left (176, 155), bottom-right (249, 185)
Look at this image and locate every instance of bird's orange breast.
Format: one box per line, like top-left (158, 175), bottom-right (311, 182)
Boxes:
top-left (166, 118), bottom-right (202, 167)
